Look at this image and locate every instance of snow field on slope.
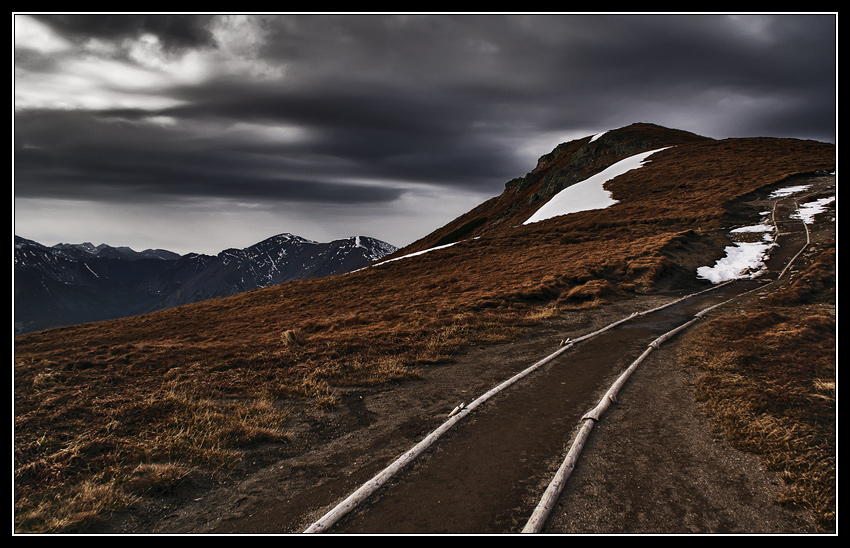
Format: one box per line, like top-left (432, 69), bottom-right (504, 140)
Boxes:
top-left (522, 147), bottom-right (671, 226)
top-left (375, 155), bottom-right (834, 287)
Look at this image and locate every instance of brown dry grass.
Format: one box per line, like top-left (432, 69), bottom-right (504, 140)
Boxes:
top-left (13, 130), bottom-right (835, 532)
top-left (678, 243), bottom-right (836, 528)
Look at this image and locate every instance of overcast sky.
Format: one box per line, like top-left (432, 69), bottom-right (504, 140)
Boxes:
top-left (14, 13), bottom-right (836, 255)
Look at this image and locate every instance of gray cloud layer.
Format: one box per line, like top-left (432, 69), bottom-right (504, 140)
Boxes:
top-left (30, 13), bottom-right (218, 50)
top-left (14, 13), bottom-right (836, 252)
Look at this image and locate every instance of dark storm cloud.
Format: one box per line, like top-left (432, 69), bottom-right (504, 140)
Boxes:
top-left (13, 108), bottom-right (405, 204)
top-left (301, 14), bottom-right (832, 140)
top-left (462, 14), bottom-right (837, 140)
top-left (28, 13), bottom-right (218, 51)
top-left (158, 77), bottom-right (524, 183)
top-left (14, 13), bottom-right (836, 244)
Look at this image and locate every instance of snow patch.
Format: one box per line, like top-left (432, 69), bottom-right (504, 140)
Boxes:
top-left (697, 218), bottom-right (778, 284)
top-left (791, 196), bottom-right (835, 224)
top-left (84, 262), bottom-right (99, 278)
top-left (523, 147), bottom-right (671, 225)
top-left (698, 192), bottom-right (835, 284)
top-left (768, 184), bottom-right (811, 199)
top-left (696, 241), bottom-right (776, 284)
top-left (730, 223), bottom-right (774, 234)
top-left (373, 241), bottom-right (459, 266)
top-left (589, 130), bottom-right (608, 143)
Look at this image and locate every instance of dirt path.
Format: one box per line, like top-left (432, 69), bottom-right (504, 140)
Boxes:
top-left (94, 173), bottom-right (834, 535)
top-left (542, 312), bottom-right (825, 534)
top-left (314, 274), bottom-right (830, 534)
top-left (323, 284), bottom-right (756, 534)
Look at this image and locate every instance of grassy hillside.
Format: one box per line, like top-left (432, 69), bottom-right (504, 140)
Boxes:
top-left (13, 124), bottom-right (835, 532)
top-left (679, 242), bottom-right (836, 528)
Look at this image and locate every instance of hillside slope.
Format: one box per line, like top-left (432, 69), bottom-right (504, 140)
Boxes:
top-left (396, 123), bottom-right (711, 256)
top-left (13, 123), bottom-right (835, 533)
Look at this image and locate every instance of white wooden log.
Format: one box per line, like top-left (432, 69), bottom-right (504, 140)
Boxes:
top-left (303, 341), bottom-right (576, 533)
top-left (523, 314), bottom-right (705, 533)
top-left (522, 419), bottom-right (595, 533)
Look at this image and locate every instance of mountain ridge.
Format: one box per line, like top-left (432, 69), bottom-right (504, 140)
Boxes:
top-left (14, 232), bottom-right (397, 335)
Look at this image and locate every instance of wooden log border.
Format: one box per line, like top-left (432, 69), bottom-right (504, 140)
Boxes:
top-left (303, 283), bottom-right (729, 533)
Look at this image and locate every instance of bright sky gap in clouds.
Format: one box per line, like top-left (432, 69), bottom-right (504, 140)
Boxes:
top-left (13, 13), bottom-right (836, 255)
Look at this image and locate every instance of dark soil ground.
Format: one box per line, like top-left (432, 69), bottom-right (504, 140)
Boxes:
top-left (91, 173), bottom-right (835, 536)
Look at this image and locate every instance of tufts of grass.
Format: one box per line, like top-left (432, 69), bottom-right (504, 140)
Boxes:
top-left (280, 328), bottom-right (306, 347)
top-left (15, 476), bottom-right (136, 535)
top-left (434, 216), bottom-right (488, 246)
top-left (14, 377), bottom-right (290, 533)
top-left (677, 245), bottom-right (836, 528)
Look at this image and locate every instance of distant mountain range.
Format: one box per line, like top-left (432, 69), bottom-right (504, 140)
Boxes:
top-left (14, 233), bottom-right (397, 335)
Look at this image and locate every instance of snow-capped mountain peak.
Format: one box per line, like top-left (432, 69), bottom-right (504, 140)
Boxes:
top-left (14, 232), bottom-right (397, 334)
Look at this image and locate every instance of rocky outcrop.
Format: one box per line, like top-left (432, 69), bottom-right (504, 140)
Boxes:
top-left (510, 123), bottom-right (710, 205)
top-left (391, 123), bottom-right (712, 255)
